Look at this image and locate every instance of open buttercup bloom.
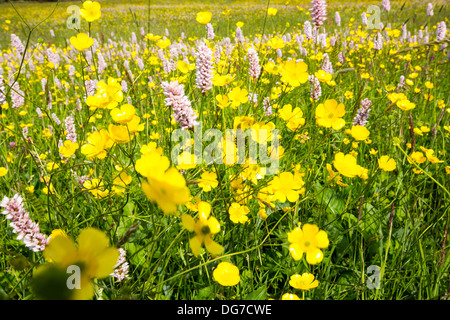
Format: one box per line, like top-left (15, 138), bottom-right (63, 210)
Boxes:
top-left (315, 99), bottom-right (346, 130)
top-left (289, 273), bottom-right (319, 290)
top-left (70, 33), bottom-right (94, 51)
top-left (287, 223), bottom-right (329, 264)
top-left (80, 1), bottom-right (101, 22)
top-left (333, 152), bottom-right (365, 178)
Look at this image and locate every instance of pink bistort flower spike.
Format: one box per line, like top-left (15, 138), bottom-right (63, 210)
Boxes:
top-left (1, 194), bottom-right (49, 252)
top-left (195, 41), bottom-right (214, 95)
top-left (161, 80), bottom-right (198, 130)
top-left (310, 0), bottom-right (327, 28)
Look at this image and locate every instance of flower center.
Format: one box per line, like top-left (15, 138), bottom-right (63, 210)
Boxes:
top-left (201, 225), bottom-right (211, 235)
top-left (304, 241), bottom-right (311, 247)
top-left (328, 113), bottom-right (334, 119)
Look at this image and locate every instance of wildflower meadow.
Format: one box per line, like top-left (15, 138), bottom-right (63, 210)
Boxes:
top-left (0, 0), bottom-right (449, 303)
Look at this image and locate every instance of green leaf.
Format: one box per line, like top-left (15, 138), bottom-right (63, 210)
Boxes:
top-left (8, 254), bottom-right (31, 271)
top-left (245, 285), bottom-right (267, 300)
top-left (193, 285), bottom-right (215, 300)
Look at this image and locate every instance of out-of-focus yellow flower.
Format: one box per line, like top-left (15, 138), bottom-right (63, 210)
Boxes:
top-left (315, 70), bottom-right (332, 82)
top-left (344, 91), bottom-right (354, 99)
top-left (196, 11), bottom-right (212, 24)
top-left (222, 9), bottom-right (232, 16)
top-left (351, 125), bottom-right (370, 141)
top-left (83, 178), bottom-right (109, 198)
top-left (81, 129), bottom-right (114, 160)
top-left (228, 87), bottom-right (249, 108)
top-left (142, 167), bottom-right (191, 215)
top-left (156, 38), bottom-right (171, 49)
top-left (80, 1), bottom-right (102, 22)
top-left (33, 228), bottom-right (118, 300)
top-left (267, 7), bottom-right (278, 16)
top-left (70, 33), bottom-right (94, 51)
top-left (181, 201), bottom-right (223, 257)
top-left (59, 140), bottom-right (79, 158)
top-left (0, 167), bottom-right (7, 177)
top-left (333, 152), bottom-right (365, 178)
top-left (378, 155), bottom-right (397, 171)
top-left (110, 104), bottom-right (136, 124)
top-left (408, 151), bottom-right (427, 164)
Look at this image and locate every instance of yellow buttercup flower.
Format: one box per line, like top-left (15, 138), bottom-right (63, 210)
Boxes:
top-left (140, 142), bottom-right (163, 155)
top-left (378, 155), bottom-right (397, 171)
top-left (108, 124), bottom-right (131, 144)
top-left (228, 202), bottom-right (250, 224)
top-left (333, 152), bottom-right (364, 178)
top-left (279, 60), bottom-right (309, 87)
top-left (213, 262), bottom-right (240, 286)
top-left (70, 33), bottom-right (94, 51)
top-left (83, 178), bottom-right (109, 198)
top-left (110, 104), bottom-right (136, 124)
top-left (198, 171), bottom-right (219, 192)
top-left (267, 7), bottom-right (278, 16)
top-left (278, 104), bottom-right (306, 131)
top-left (81, 129), bottom-right (114, 160)
top-left (59, 140), bottom-right (79, 158)
top-left (228, 87), bottom-right (249, 108)
top-left (287, 223), bottom-right (329, 264)
top-left (408, 151), bottom-right (427, 164)
top-left (156, 38), bottom-right (171, 49)
top-left (176, 152), bottom-right (197, 170)
top-left (269, 171), bottom-right (304, 203)
top-left (80, 1), bottom-right (101, 22)
top-left (135, 151), bottom-right (170, 180)
top-left (181, 201), bottom-right (223, 257)
top-left (281, 293), bottom-right (302, 300)
top-left (126, 115), bottom-right (145, 133)
top-left (112, 172), bottom-right (132, 195)
top-left (315, 70), bottom-right (332, 83)
top-left (289, 273), bottom-right (319, 290)
top-left (48, 229), bottom-right (69, 243)
top-left (216, 94), bottom-right (230, 109)
top-left (315, 99), bottom-right (346, 130)
top-left (142, 167), bottom-right (191, 215)
top-left (86, 78), bottom-right (124, 110)
top-left (396, 99), bottom-right (415, 111)
top-left (351, 125), bottom-right (370, 141)
top-left (0, 167), bottom-right (7, 177)
top-left (196, 11), bottom-right (212, 24)
top-left (32, 228), bottom-right (118, 300)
